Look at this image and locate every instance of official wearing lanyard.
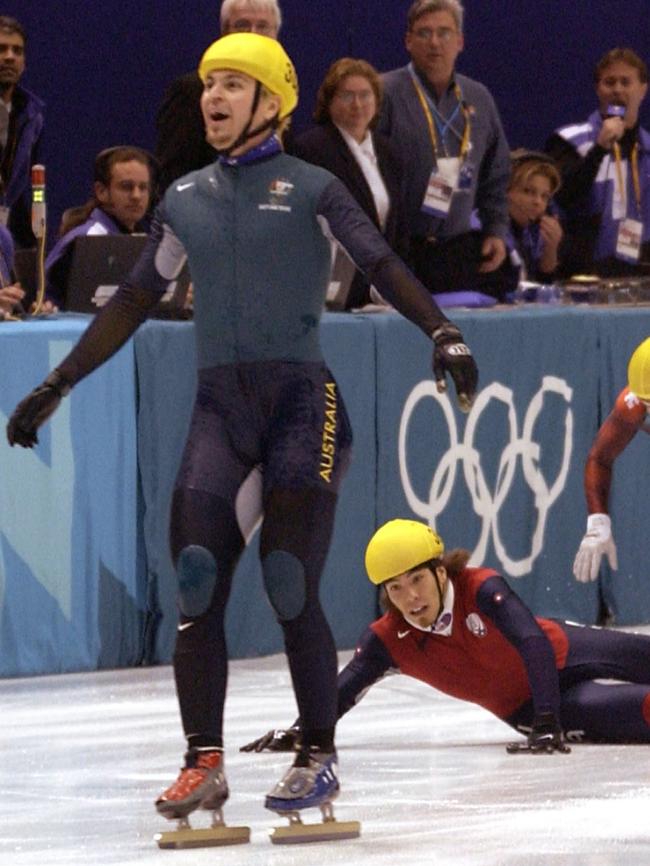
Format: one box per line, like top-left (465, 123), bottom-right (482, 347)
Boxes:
top-left (409, 63), bottom-right (472, 220)
top-left (612, 136), bottom-right (644, 263)
top-left (376, 1), bottom-right (510, 292)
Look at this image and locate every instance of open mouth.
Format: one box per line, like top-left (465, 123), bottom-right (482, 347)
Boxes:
top-left (410, 604), bottom-right (427, 616)
top-left (210, 111), bottom-right (229, 122)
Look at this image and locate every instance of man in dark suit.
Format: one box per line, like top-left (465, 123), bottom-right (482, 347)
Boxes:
top-left (155, 0), bottom-right (282, 191)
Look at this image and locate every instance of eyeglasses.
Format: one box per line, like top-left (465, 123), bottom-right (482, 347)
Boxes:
top-left (411, 26), bottom-right (457, 42)
top-left (230, 18), bottom-right (275, 35)
top-left (335, 90), bottom-right (375, 105)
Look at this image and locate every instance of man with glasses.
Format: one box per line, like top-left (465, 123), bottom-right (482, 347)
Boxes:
top-left (377, 0), bottom-right (511, 299)
top-left (155, 0), bottom-right (282, 190)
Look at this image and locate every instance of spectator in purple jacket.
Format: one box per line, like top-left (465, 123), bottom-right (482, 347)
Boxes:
top-left (45, 146), bottom-right (154, 306)
top-left (0, 16), bottom-right (44, 249)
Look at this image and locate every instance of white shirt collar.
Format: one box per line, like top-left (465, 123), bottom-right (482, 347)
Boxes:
top-left (336, 125), bottom-right (376, 160)
top-left (334, 124), bottom-right (389, 231)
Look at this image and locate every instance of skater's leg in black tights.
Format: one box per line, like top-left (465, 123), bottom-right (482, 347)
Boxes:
top-left (260, 486), bottom-right (340, 753)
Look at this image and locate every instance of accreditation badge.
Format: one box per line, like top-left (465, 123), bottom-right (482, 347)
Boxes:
top-left (615, 218), bottom-right (642, 262)
top-left (421, 157), bottom-right (460, 217)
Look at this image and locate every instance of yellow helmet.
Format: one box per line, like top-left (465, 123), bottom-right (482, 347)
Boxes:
top-left (365, 519), bottom-right (445, 585)
top-left (627, 337), bottom-right (650, 400)
top-left (198, 33), bottom-right (298, 120)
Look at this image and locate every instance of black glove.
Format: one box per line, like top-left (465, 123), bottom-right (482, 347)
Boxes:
top-left (432, 323), bottom-right (478, 413)
top-left (7, 369), bottom-right (71, 448)
top-left (506, 712), bottom-right (571, 755)
top-left (239, 725), bottom-right (300, 753)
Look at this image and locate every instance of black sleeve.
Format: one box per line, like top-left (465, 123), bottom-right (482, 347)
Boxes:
top-left (56, 285), bottom-right (159, 386)
top-left (336, 627), bottom-right (396, 719)
top-left (476, 575), bottom-right (561, 719)
top-left (545, 132), bottom-right (608, 209)
top-left (317, 178), bottom-right (449, 337)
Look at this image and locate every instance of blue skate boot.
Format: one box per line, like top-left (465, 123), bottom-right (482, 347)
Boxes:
top-left (265, 750), bottom-right (360, 844)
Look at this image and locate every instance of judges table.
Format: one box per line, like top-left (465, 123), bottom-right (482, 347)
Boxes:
top-left (1, 306), bottom-right (650, 677)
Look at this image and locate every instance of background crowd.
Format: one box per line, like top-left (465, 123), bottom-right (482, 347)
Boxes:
top-left (2, 0), bottom-right (650, 314)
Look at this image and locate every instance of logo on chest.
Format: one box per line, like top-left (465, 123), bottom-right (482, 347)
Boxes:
top-left (465, 612), bottom-right (487, 637)
top-left (259, 177), bottom-right (294, 213)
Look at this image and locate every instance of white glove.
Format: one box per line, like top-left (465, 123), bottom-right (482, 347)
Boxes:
top-left (573, 513), bottom-right (618, 583)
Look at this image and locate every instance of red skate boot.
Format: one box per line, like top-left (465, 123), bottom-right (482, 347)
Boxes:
top-left (154, 749), bottom-right (249, 849)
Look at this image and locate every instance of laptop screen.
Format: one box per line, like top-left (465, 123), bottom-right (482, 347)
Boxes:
top-left (63, 234), bottom-right (191, 317)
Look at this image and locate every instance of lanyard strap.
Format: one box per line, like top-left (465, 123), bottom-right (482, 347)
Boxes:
top-left (409, 68), bottom-right (471, 161)
top-left (612, 140), bottom-right (641, 215)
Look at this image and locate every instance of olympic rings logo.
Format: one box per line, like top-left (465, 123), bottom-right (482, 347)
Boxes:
top-left (398, 377), bottom-right (573, 577)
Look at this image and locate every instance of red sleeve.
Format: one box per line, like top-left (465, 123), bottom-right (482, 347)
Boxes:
top-left (584, 387), bottom-right (646, 513)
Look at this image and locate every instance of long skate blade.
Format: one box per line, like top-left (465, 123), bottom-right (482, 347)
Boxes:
top-left (506, 741), bottom-right (571, 755)
top-left (270, 820), bottom-right (361, 845)
top-left (506, 741), bottom-right (532, 754)
top-left (154, 825), bottom-right (250, 849)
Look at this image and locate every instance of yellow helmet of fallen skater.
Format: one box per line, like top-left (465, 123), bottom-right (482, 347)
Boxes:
top-left (365, 519), bottom-right (444, 585)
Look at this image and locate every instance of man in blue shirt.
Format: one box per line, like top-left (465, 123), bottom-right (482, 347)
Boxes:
top-left (377, 0), bottom-right (510, 297)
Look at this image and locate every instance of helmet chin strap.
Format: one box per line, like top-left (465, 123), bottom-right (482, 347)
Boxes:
top-left (217, 81), bottom-right (279, 157)
top-left (430, 560), bottom-right (444, 621)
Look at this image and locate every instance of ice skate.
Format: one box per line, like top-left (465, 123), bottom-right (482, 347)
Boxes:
top-left (153, 748), bottom-right (250, 849)
top-left (265, 750), bottom-right (361, 844)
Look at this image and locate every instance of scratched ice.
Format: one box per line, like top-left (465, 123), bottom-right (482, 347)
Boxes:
top-left (2, 648), bottom-right (649, 866)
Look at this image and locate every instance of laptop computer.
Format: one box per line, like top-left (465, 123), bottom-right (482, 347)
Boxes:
top-left (63, 234), bottom-right (191, 318)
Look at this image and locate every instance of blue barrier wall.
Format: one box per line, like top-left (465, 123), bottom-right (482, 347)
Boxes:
top-left (0, 319), bottom-right (141, 676)
top-left (374, 308), bottom-right (603, 624)
top-left (2, 307), bottom-right (650, 677)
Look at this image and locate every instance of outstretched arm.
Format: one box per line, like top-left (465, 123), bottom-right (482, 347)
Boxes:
top-left (476, 575), bottom-right (568, 754)
top-left (7, 210), bottom-right (186, 448)
top-left (316, 178), bottom-right (478, 411)
top-left (573, 391), bottom-right (644, 582)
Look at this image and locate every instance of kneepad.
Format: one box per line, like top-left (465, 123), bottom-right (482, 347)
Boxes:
top-left (176, 545), bottom-right (219, 617)
top-left (262, 550), bottom-right (306, 621)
